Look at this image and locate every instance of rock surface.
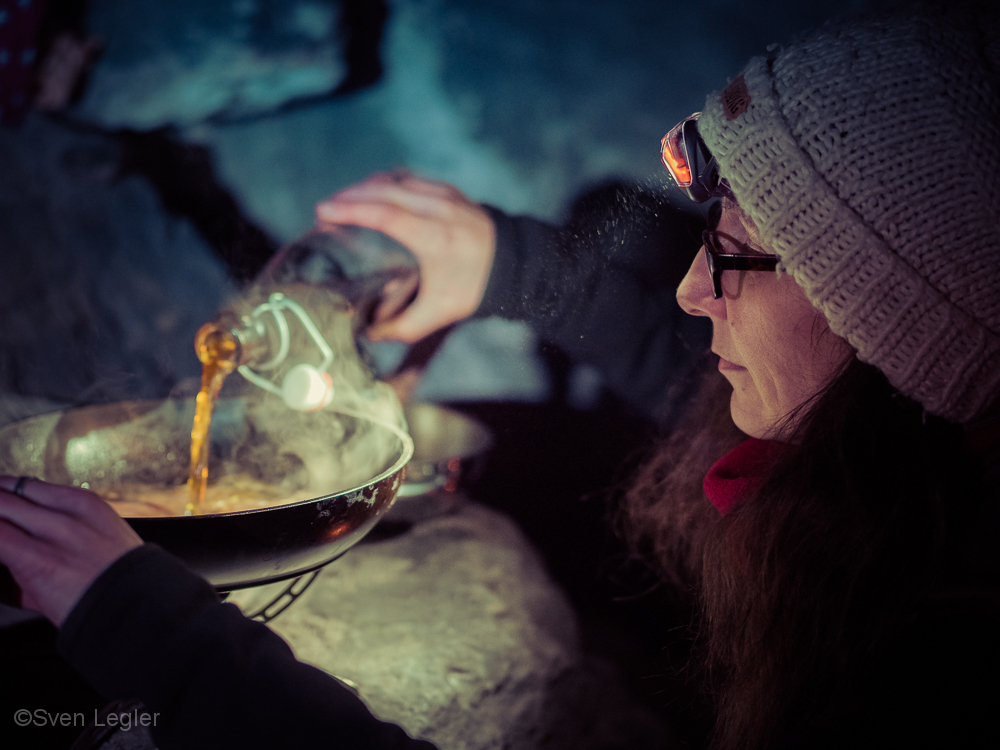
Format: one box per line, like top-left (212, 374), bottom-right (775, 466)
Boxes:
top-left (228, 499), bottom-right (666, 749)
top-left (0, 114), bottom-right (232, 407)
top-left (75, 0), bottom-right (350, 128)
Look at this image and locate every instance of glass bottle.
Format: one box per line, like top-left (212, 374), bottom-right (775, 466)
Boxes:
top-left (195, 225), bottom-right (417, 412)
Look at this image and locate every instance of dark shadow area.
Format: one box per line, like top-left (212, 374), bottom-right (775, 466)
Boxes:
top-left (115, 127), bottom-right (279, 282)
top-left (0, 618), bottom-right (107, 750)
top-left (334, 0), bottom-right (391, 96)
top-left (451, 393), bottom-right (710, 748)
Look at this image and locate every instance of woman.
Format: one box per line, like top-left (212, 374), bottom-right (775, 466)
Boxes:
top-left (3, 3), bottom-right (999, 748)
top-left (626, 5), bottom-right (1000, 747)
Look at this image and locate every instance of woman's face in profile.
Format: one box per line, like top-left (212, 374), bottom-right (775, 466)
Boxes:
top-left (676, 202), bottom-right (851, 439)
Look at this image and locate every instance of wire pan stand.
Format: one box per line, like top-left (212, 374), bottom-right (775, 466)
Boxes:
top-left (243, 568), bottom-right (324, 623)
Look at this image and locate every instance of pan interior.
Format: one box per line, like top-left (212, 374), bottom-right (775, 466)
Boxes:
top-left (0, 398), bottom-right (413, 518)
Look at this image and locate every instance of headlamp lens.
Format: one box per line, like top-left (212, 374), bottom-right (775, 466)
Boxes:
top-left (661, 122), bottom-right (694, 187)
top-left (660, 113), bottom-right (731, 203)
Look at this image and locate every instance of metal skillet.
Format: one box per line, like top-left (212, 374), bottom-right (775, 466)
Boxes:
top-left (0, 397), bottom-right (413, 592)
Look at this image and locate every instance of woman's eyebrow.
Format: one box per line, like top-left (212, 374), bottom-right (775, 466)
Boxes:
top-left (739, 218), bottom-right (766, 252)
top-left (721, 199), bottom-right (769, 253)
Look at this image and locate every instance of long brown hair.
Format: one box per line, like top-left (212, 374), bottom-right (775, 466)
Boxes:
top-left (624, 354), bottom-right (978, 749)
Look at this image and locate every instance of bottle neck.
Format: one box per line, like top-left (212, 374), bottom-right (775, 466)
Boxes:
top-left (203, 293), bottom-right (340, 412)
top-left (195, 315), bottom-right (271, 370)
top-left (229, 315), bottom-right (274, 368)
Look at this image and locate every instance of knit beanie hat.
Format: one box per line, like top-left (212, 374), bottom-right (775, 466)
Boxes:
top-left (697, 4), bottom-right (1000, 423)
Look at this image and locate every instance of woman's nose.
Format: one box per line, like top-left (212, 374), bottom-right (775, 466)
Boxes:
top-left (676, 247), bottom-right (725, 319)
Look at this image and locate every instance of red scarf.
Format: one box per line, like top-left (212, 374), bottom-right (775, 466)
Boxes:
top-left (703, 438), bottom-right (787, 515)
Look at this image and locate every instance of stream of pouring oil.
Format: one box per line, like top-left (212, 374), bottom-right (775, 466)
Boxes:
top-left (185, 323), bottom-right (238, 515)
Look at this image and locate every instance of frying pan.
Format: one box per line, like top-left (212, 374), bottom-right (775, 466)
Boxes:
top-left (0, 397), bottom-right (412, 591)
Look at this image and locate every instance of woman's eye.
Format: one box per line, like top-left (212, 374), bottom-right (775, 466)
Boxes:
top-left (717, 233), bottom-right (763, 256)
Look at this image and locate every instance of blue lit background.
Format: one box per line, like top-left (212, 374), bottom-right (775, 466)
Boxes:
top-left (0, 0), bottom-right (904, 412)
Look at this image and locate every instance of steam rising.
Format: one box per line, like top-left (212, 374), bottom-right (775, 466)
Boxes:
top-left (217, 282), bottom-right (409, 501)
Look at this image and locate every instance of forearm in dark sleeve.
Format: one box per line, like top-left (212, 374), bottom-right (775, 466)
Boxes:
top-left (58, 545), bottom-right (436, 750)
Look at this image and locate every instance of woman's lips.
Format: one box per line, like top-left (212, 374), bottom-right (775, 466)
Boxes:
top-left (717, 356), bottom-right (746, 372)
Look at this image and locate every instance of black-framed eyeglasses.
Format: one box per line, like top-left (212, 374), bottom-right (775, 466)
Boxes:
top-left (702, 202), bottom-right (779, 299)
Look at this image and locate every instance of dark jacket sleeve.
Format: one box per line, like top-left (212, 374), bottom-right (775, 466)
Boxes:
top-left (57, 545), bottom-right (436, 750)
top-left (477, 191), bottom-right (711, 417)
